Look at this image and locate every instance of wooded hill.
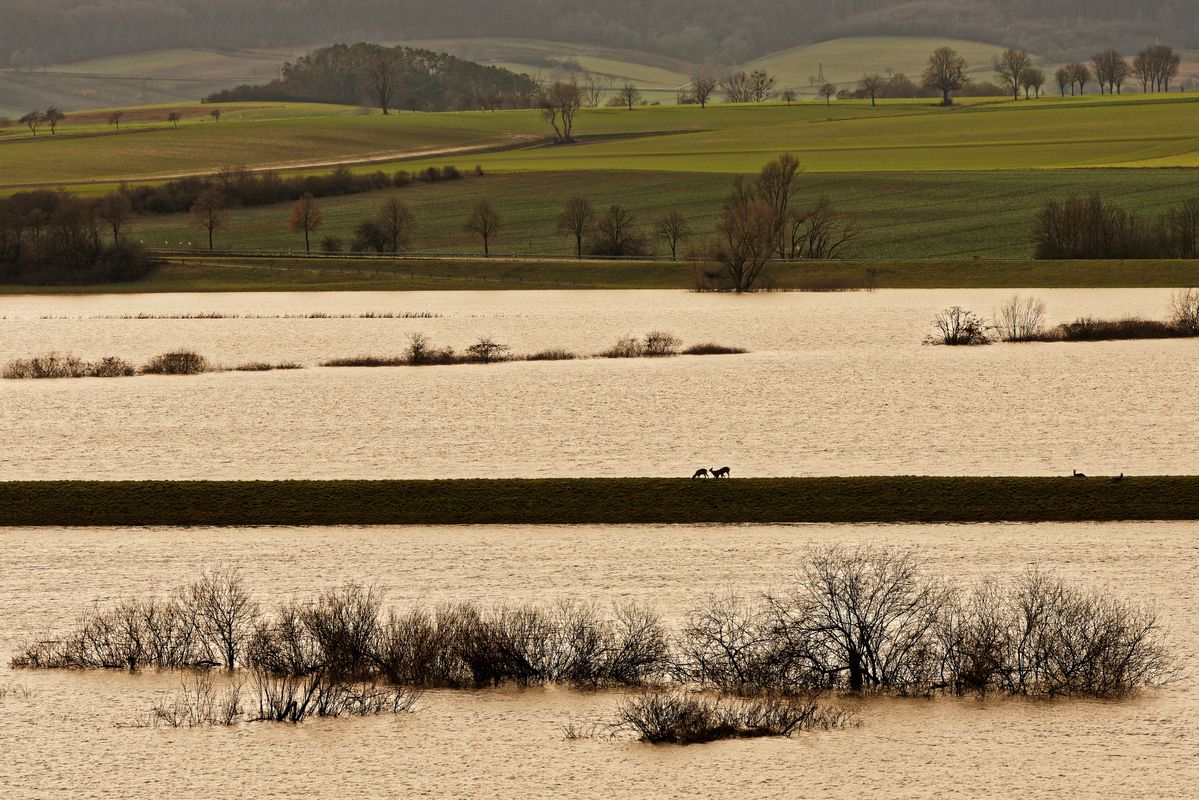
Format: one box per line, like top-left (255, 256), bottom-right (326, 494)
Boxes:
top-left (3, 1), bottom-right (1195, 69)
top-left (205, 44), bottom-right (538, 111)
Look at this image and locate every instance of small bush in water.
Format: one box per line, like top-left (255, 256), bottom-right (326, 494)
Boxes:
top-left (141, 351), bottom-right (210, 375)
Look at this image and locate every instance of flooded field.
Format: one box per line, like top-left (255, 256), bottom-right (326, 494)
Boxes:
top-left (1, 288), bottom-right (1197, 479)
top-left (1, 522), bottom-right (1196, 799)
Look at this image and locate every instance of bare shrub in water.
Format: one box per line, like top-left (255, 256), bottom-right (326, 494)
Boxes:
top-left (523, 348), bottom-right (578, 361)
top-left (2, 352), bottom-right (89, 379)
top-left (145, 674), bottom-right (244, 727)
top-left (597, 335), bottom-right (643, 358)
top-left (993, 295), bottom-right (1048, 342)
top-left (682, 343), bottom-right (748, 356)
top-left (464, 336), bottom-right (511, 364)
top-left (677, 593), bottom-right (795, 692)
top-left (926, 306), bottom-right (991, 345)
top-left (615, 690), bottom-right (849, 744)
top-left (189, 565), bottom-right (260, 670)
top-left (141, 350), bottom-right (210, 375)
top-left (89, 356), bottom-right (136, 377)
top-left (641, 331), bottom-right (682, 357)
top-left (1168, 288), bottom-right (1199, 334)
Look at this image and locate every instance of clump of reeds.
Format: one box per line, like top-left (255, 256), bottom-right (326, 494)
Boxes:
top-left (231, 362), bottom-right (304, 372)
top-left (682, 343), bottom-right (748, 356)
top-left (614, 691), bottom-right (851, 744)
top-left (140, 350), bottom-right (210, 375)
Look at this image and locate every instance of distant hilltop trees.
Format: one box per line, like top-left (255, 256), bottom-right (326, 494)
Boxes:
top-left (205, 44), bottom-right (538, 113)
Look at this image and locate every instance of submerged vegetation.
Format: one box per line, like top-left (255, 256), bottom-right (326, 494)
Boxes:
top-left (928, 290), bottom-right (1199, 345)
top-left (11, 548), bottom-right (1176, 738)
top-left (3, 350), bottom-right (303, 378)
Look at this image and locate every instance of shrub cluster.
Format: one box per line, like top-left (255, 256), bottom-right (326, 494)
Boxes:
top-left (614, 691), bottom-right (850, 744)
top-left (127, 165), bottom-right (467, 216)
top-left (13, 547), bottom-right (1173, 702)
top-left (3, 350), bottom-right (303, 379)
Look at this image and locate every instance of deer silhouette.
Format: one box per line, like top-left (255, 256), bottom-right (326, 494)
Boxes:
top-left (711, 466), bottom-right (731, 478)
top-left (1073, 469), bottom-right (1087, 478)
top-left (692, 468), bottom-right (709, 479)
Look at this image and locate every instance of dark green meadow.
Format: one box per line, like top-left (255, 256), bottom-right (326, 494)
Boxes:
top-left (2, 477), bottom-right (1195, 526)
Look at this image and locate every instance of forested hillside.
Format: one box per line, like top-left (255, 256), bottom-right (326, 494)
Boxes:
top-left (2, 1), bottom-right (1195, 69)
top-left (206, 44), bottom-right (538, 111)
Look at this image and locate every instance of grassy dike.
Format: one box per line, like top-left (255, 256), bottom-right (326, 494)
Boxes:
top-left (1, 477), bottom-right (1196, 526)
top-left (4, 256), bottom-right (1199, 294)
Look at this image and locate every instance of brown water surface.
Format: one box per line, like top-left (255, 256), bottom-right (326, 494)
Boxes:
top-left (1, 289), bottom-right (1196, 479)
top-left (0, 522), bottom-right (1196, 798)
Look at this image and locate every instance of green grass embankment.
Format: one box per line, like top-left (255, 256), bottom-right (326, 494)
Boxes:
top-left (4, 255), bottom-right (1197, 293)
top-left (1, 477), bottom-right (1195, 526)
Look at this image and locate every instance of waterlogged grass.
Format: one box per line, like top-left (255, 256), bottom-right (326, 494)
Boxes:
top-left (1, 477), bottom-right (1196, 526)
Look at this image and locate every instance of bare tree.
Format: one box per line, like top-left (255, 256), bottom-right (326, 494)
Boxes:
top-left (781, 89), bottom-right (797, 105)
top-left (720, 71), bottom-right (754, 103)
top-left (789, 196), bottom-right (855, 259)
top-left (1091, 49), bottom-right (1123, 94)
top-left (748, 70), bottom-right (776, 102)
top-left (859, 73), bottom-right (885, 106)
top-left (713, 177), bottom-right (775, 292)
top-left (538, 81), bottom-right (582, 143)
top-left (592, 205), bottom-right (646, 256)
top-left (922, 47), bottom-right (968, 106)
top-left (189, 565), bottom-right (260, 670)
top-left (556, 196), bottom-right (594, 257)
top-left (653, 210), bottom-right (691, 260)
top-left (617, 82), bottom-right (641, 110)
top-left (108, 111), bottom-right (123, 129)
top-left (1067, 62), bottom-right (1091, 95)
top-left (582, 74), bottom-right (607, 108)
top-left (167, 111), bottom-right (181, 128)
top-left (19, 111), bottom-right (42, 136)
top-left (464, 199), bottom-right (501, 255)
top-left (377, 196), bottom-right (415, 252)
top-left (993, 294), bottom-right (1047, 341)
top-left (288, 193), bottom-right (324, 253)
top-left (366, 53), bottom-right (397, 114)
top-left (756, 153), bottom-right (801, 258)
top-left (817, 83), bottom-right (836, 106)
top-left (691, 75), bottom-right (718, 108)
top-left (95, 191), bottom-right (133, 244)
top-left (188, 187), bottom-right (230, 250)
top-left (994, 49), bottom-right (1033, 100)
top-left (43, 106), bottom-right (64, 134)
top-left (1021, 68), bottom-right (1046, 99)
top-left (1055, 67), bottom-right (1071, 97)
top-left (208, 108), bottom-right (221, 123)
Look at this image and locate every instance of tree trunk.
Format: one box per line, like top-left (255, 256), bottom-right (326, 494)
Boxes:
top-left (208, 227), bottom-right (213, 250)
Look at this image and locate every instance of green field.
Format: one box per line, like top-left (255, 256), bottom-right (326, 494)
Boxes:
top-left (4, 254), bottom-right (1195, 294)
top-left (1, 477), bottom-right (1195, 526)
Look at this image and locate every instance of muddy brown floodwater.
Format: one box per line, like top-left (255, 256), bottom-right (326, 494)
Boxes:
top-left (1, 522), bottom-right (1196, 799)
top-left (1, 288), bottom-right (1197, 480)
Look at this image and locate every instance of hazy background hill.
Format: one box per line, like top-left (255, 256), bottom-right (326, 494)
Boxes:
top-left (2, 0), bottom-right (1194, 69)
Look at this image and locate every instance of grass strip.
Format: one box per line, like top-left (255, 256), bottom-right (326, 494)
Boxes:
top-left (1, 477), bottom-right (1196, 526)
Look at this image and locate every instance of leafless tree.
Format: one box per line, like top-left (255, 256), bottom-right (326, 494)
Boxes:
top-left (1055, 67), bottom-right (1071, 96)
top-left (288, 193), bottom-right (324, 253)
top-left (167, 111), bottom-right (181, 128)
top-left (108, 111), bottom-right (123, 129)
top-left (591, 204), bottom-right (646, 256)
top-left (1066, 62), bottom-right (1091, 95)
top-left (720, 71), bottom-right (754, 103)
top-left (43, 106), bottom-right (64, 134)
top-left (1021, 68), bottom-right (1046, 99)
top-left (19, 111), bottom-right (42, 136)
top-left (188, 187), bottom-right (230, 250)
top-left (781, 89), bottom-right (797, 105)
top-left (994, 49), bottom-right (1033, 100)
top-left (617, 82), bottom-right (641, 110)
top-left (691, 74), bottom-right (718, 108)
top-left (208, 108), bottom-right (221, 123)
top-left (464, 199), bottom-right (501, 255)
top-left (927, 306), bottom-right (991, 345)
top-left (653, 210), bottom-right (691, 260)
top-left (366, 54), bottom-right (397, 113)
top-left (755, 153), bottom-right (801, 257)
top-left (582, 74), bottom-right (608, 108)
top-left (788, 196), bottom-right (854, 259)
top-left (377, 196), bottom-right (415, 252)
top-left (817, 83), bottom-right (836, 106)
top-left (748, 70), bottom-right (776, 102)
top-left (556, 196), bottom-right (594, 257)
top-left (1169, 287), bottom-right (1199, 333)
top-left (713, 177), bottom-right (775, 292)
top-left (95, 191), bottom-right (134, 243)
top-left (538, 81), bottom-right (582, 143)
top-left (189, 565), bottom-right (260, 669)
top-left (922, 47), bottom-right (968, 106)
top-left (859, 73), bottom-right (885, 106)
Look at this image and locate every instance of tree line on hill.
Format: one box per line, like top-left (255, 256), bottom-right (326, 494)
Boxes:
top-left (205, 43), bottom-right (538, 112)
top-left (2, 1), bottom-right (1195, 71)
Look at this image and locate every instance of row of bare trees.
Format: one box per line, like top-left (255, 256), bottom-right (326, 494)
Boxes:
top-left (1034, 195), bottom-right (1199, 259)
top-left (12, 549), bottom-right (1174, 701)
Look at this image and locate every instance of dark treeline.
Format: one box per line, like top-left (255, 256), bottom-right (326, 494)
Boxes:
top-left (3, 2), bottom-right (1196, 71)
top-left (0, 190), bottom-right (158, 284)
top-left (1034, 196), bottom-right (1199, 259)
top-left (206, 44), bottom-right (538, 112)
top-left (11, 547), bottom-right (1174, 700)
